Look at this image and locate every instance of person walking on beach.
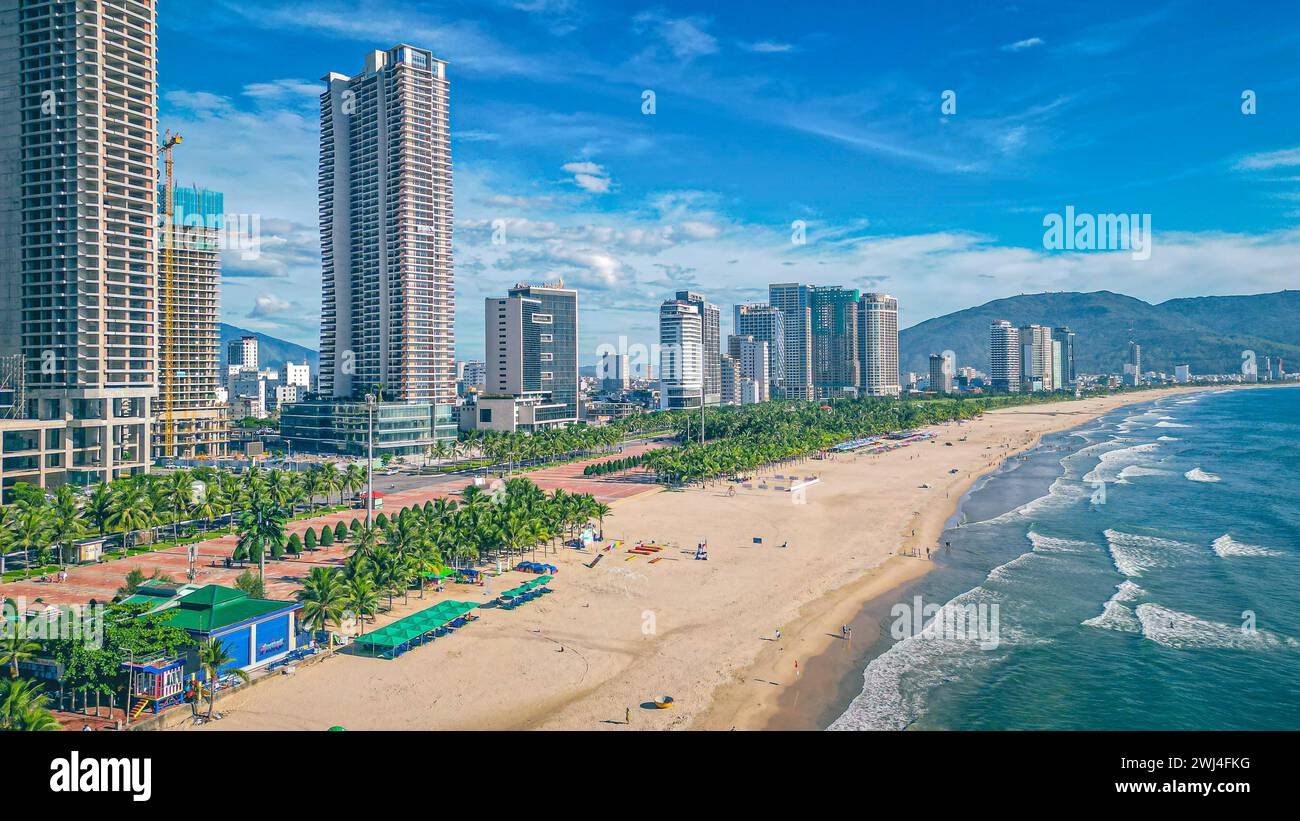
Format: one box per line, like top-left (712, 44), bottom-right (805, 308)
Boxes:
top-left (625, 707), bottom-right (631, 725)
top-left (775, 628), bottom-right (781, 641)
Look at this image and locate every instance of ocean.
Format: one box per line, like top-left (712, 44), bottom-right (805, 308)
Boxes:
top-left (830, 386), bottom-right (1300, 730)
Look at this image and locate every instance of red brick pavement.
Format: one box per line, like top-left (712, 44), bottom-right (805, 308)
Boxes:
top-left (2, 443), bottom-right (664, 610)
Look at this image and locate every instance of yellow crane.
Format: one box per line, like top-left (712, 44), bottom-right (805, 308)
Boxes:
top-left (158, 131), bottom-right (182, 459)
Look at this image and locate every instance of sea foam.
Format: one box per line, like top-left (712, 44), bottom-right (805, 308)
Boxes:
top-left (1211, 534), bottom-right (1282, 558)
top-left (1184, 467), bottom-right (1221, 483)
top-left (1136, 603), bottom-right (1300, 651)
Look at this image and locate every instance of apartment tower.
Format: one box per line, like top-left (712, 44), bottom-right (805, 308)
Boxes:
top-left (0, 0), bottom-right (160, 492)
top-left (858, 293), bottom-right (900, 397)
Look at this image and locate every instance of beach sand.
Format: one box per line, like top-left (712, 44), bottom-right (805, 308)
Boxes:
top-left (189, 388), bottom-right (1215, 732)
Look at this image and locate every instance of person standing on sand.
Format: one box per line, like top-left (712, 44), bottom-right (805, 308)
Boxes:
top-left (626, 707), bottom-right (631, 725)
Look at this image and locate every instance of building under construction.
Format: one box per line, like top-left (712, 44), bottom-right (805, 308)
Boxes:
top-left (152, 182), bottom-right (229, 460)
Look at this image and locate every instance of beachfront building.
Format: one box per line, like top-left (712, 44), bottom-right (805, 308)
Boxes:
top-left (720, 354), bottom-right (741, 405)
top-left (734, 304), bottom-right (785, 399)
top-left (153, 185), bottom-right (228, 460)
top-left (811, 286), bottom-right (861, 399)
top-left (1175, 364), bottom-right (1191, 384)
top-left (309, 44), bottom-right (456, 444)
top-left (281, 399), bottom-right (444, 456)
top-left (1019, 324), bottom-right (1055, 392)
top-left (728, 335), bottom-right (771, 404)
top-left (769, 284), bottom-right (815, 400)
top-left (858, 293), bottom-right (901, 397)
top-left (929, 353), bottom-right (953, 393)
top-left (676, 291), bottom-right (721, 405)
top-left (479, 282), bottom-right (580, 430)
top-left (0, 0), bottom-right (160, 493)
top-left (1054, 326), bottom-right (1076, 386)
top-left (659, 298), bottom-right (704, 410)
top-left (1125, 341), bottom-right (1143, 386)
top-left (989, 320), bottom-right (1021, 393)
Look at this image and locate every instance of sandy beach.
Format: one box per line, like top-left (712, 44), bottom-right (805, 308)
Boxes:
top-left (188, 388), bottom-right (1218, 732)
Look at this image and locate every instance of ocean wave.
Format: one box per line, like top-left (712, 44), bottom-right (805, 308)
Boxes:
top-left (1082, 581), bottom-right (1145, 633)
top-left (1211, 534), bottom-right (1283, 558)
top-left (1116, 465), bottom-right (1175, 481)
top-left (1157, 435), bottom-right (1181, 442)
top-left (1184, 467), bottom-right (1221, 483)
top-left (1155, 421), bottom-right (1191, 428)
top-left (1135, 603), bottom-right (1300, 651)
top-left (829, 587), bottom-right (1020, 731)
top-left (1104, 529), bottom-right (1201, 577)
top-left (1082, 442), bottom-right (1162, 484)
top-left (971, 478), bottom-right (1091, 526)
top-left (1028, 532), bottom-right (1096, 554)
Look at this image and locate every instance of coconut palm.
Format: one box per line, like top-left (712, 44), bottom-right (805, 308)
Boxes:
top-left (162, 470), bottom-right (195, 540)
top-left (86, 482), bottom-right (114, 536)
top-left (197, 638), bottom-right (249, 719)
top-left (234, 491), bottom-right (287, 581)
top-left (0, 678), bottom-right (59, 730)
top-left (107, 480), bottom-right (154, 557)
top-left (0, 628), bottom-right (41, 679)
top-left (4, 503), bottom-right (51, 577)
top-left (297, 567), bottom-right (348, 655)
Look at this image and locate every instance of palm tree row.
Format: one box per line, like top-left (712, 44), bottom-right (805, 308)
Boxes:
top-left (0, 461), bottom-right (369, 577)
top-left (295, 478), bottom-right (611, 646)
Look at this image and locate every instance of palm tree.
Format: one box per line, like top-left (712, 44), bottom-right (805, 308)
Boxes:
top-left (197, 638), bottom-right (249, 719)
top-left (592, 502), bottom-right (613, 541)
top-left (86, 482), bottom-right (114, 536)
top-left (162, 470), bottom-right (195, 540)
top-left (5, 504), bottom-right (51, 577)
top-left (344, 573), bottom-right (379, 626)
top-left (0, 678), bottom-right (59, 731)
top-left (0, 628), bottom-right (41, 678)
top-left (344, 463), bottom-right (367, 504)
top-left (235, 488), bottom-right (287, 581)
top-left (108, 480), bottom-right (154, 557)
top-left (297, 567), bottom-right (348, 655)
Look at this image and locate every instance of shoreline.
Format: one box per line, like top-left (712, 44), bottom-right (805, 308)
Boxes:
top-left (188, 387), bottom-right (1247, 732)
top-left (691, 385), bottom-right (1239, 731)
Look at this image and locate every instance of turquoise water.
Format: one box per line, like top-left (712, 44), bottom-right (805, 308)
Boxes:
top-left (831, 387), bottom-right (1300, 730)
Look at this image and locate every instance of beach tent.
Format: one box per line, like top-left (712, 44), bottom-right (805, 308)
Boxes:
top-left (353, 600), bottom-right (481, 656)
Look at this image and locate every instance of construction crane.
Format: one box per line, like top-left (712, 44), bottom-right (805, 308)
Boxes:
top-left (158, 131), bottom-right (182, 459)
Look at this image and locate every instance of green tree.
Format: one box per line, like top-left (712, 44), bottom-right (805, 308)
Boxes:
top-left (296, 567), bottom-right (347, 656)
top-left (197, 637), bottom-right (249, 719)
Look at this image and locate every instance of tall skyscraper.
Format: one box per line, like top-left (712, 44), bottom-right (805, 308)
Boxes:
top-left (1053, 326), bottom-right (1076, 385)
top-left (0, 0), bottom-right (159, 492)
top-left (929, 353), bottom-right (953, 393)
top-left (858, 293), bottom-right (900, 397)
top-left (728, 335), bottom-right (771, 404)
top-left (734, 304), bottom-right (785, 398)
top-left (317, 45), bottom-right (454, 406)
top-left (659, 299), bottom-right (703, 409)
top-left (484, 283), bottom-right (580, 427)
top-left (1125, 341), bottom-right (1142, 387)
top-left (153, 185), bottom-right (227, 459)
top-left (989, 320), bottom-right (1021, 393)
top-left (598, 350), bottom-right (630, 393)
top-left (769, 284), bottom-right (814, 400)
top-left (1019, 325), bottom-right (1054, 392)
top-left (811, 286), bottom-right (861, 398)
top-left (675, 291), bottom-right (720, 405)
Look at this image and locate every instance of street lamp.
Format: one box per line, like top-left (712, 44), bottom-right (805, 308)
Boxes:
top-left (364, 393), bottom-right (375, 527)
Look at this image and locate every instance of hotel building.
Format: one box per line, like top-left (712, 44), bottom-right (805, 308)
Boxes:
top-left (0, 0), bottom-right (159, 496)
top-left (989, 320), bottom-right (1021, 393)
top-left (658, 298), bottom-right (703, 410)
top-left (858, 293), bottom-right (900, 397)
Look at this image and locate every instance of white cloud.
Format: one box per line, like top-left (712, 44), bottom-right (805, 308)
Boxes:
top-left (1234, 146), bottom-right (1300, 171)
top-left (633, 10), bottom-right (719, 60)
top-left (741, 40), bottom-right (795, 54)
top-left (249, 293), bottom-right (294, 317)
top-left (1002, 37), bottom-right (1045, 52)
top-left (561, 160), bottom-right (612, 193)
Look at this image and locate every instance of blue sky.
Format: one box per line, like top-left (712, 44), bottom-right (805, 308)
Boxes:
top-left (159, 0), bottom-right (1300, 360)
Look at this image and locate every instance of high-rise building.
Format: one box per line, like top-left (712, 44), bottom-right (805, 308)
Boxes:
top-left (598, 350), bottom-right (630, 393)
top-left (483, 282), bottom-right (580, 428)
top-left (153, 185), bottom-right (227, 459)
top-left (675, 291), bottom-right (720, 405)
top-left (1125, 341), bottom-right (1142, 386)
top-left (769, 284), bottom-right (814, 400)
top-left (811, 286), bottom-right (860, 398)
top-left (929, 353), bottom-right (953, 393)
top-left (317, 45), bottom-right (454, 407)
top-left (734, 304), bottom-right (785, 398)
top-left (1175, 364), bottom-right (1191, 384)
top-left (285, 360), bottom-right (311, 389)
top-left (227, 335), bottom-right (258, 372)
top-left (1052, 339), bottom-right (1064, 391)
top-left (659, 299), bottom-right (703, 409)
top-left (728, 335), bottom-right (771, 404)
top-left (1019, 325), bottom-right (1054, 392)
top-left (989, 321), bottom-right (1021, 393)
top-left (1053, 326), bottom-right (1076, 385)
top-left (719, 354), bottom-right (741, 406)
top-left (0, 0), bottom-right (159, 493)
top-left (858, 293), bottom-right (900, 397)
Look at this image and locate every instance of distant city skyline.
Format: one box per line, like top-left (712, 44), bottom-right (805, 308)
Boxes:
top-left (156, 2), bottom-right (1300, 357)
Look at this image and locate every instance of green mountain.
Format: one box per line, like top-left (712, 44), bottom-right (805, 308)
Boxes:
top-left (219, 323), bottom-right (318, 376)
top-left (899, 290), bottom-right (1300, 376)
